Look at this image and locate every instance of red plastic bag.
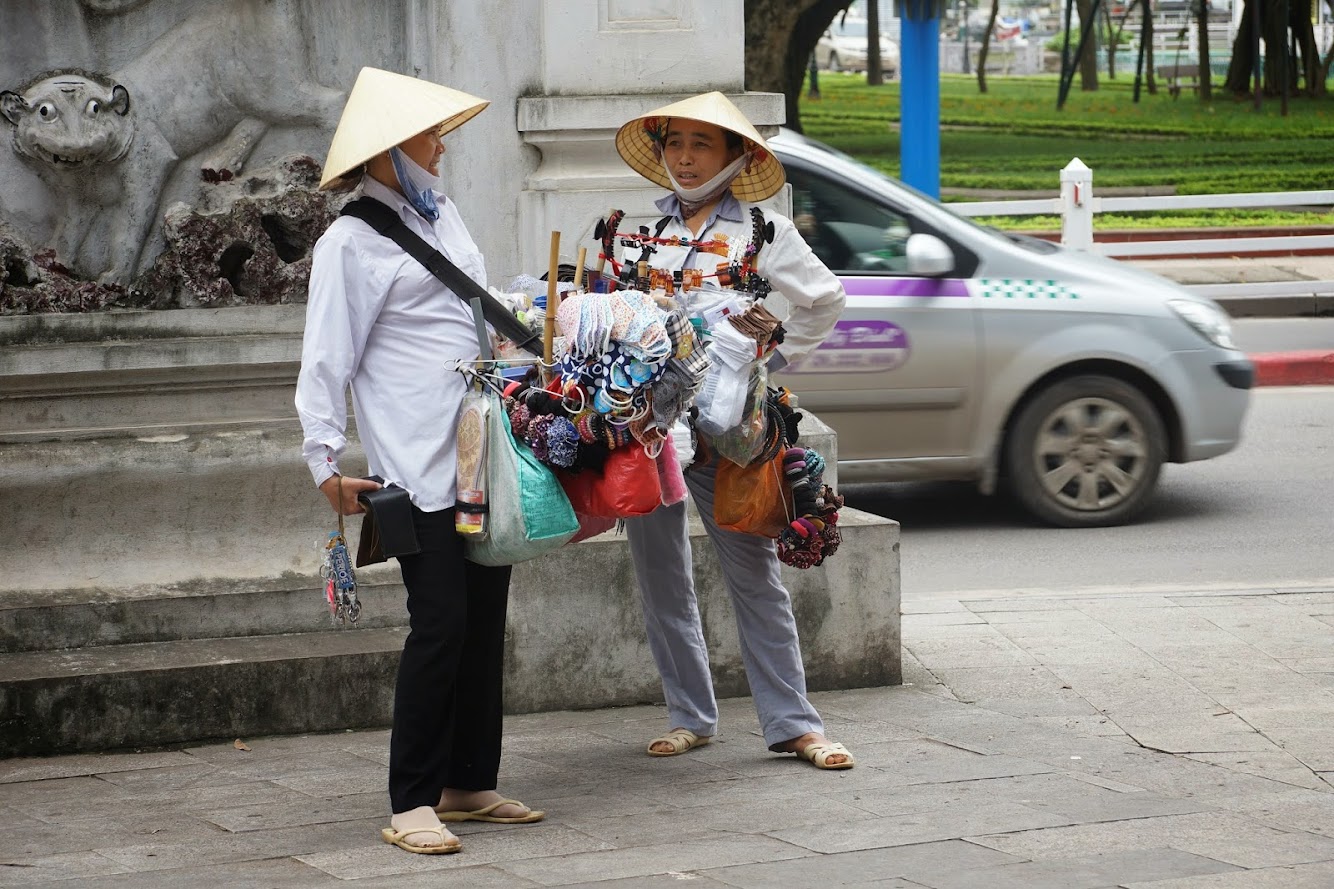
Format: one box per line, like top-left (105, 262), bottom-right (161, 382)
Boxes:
top-left (568, 512), bottom-right (618, 543)
top-left (559, 444), bottom-right (663, 519)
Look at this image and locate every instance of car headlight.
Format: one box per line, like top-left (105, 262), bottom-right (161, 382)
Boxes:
top-left (1168, 298), bottom-right (1236, 350)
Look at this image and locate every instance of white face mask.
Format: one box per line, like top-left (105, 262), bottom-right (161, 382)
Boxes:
top-left (663, 152), bottom-right (750, 202)
top-left (391, 146), bottom-right (438, 192)
top-left (389, 146), bottom-right (440, 221)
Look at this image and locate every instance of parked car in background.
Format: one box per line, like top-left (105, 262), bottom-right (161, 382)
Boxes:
top-left (767, 129), bottom-right (1253, 527)
top-left (816, 17), bottom-right (900, 77)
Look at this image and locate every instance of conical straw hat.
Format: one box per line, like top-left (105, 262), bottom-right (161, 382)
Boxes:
top-left (319, 67), bottom-right (489, 190)
top-left (615, 91), bottom-right (785, 202)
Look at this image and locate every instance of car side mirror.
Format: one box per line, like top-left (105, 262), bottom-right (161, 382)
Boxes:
top-left (905, 233), bottom-right (955, 277)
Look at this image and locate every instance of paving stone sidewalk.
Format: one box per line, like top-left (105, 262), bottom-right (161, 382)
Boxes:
top-left (1, 586), bottom-right (1332, 888)
top-left (1132, 256), bottom-right (1334, 290)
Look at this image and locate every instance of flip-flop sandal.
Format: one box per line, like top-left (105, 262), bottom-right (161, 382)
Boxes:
top-left (380, 824), bottom-right (462, 854)
top-left (435, 798), bottom-right (546, 824)
top-left (796, 741), bottom-right (855, 770)
top-left (647, 728), bottom-right (711, 757)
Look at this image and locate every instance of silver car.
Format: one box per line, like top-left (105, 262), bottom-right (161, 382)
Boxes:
top-left (769, 129), bottom-right (1253, 527)
top-left (816, 17), bottom-right (900, 76)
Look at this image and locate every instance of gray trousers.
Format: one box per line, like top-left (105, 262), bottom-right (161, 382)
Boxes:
top-left (624, 458), bottom-right (823, 748)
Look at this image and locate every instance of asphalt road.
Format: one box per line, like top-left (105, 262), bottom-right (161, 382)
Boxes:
top-left (844, 386), bottom-right (1334, 599)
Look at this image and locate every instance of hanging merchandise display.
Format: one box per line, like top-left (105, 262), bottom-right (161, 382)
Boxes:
top-left (471, 221), bottom-right (844, 568)
top-left (586, 209), bottom-right (845, 569)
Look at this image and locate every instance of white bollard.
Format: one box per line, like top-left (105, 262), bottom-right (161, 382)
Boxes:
top-left (1060, 157), bottom-right (1094, 251)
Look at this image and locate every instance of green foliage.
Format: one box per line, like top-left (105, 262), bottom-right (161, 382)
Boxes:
top-left (799, 74), bottom-right (1334, 217)
top-left (1045, 22), bottom-right (1127, 53)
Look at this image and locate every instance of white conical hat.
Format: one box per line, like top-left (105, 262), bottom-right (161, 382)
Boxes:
top-left (614, 91), bottom-right (785, 202)
top-left (319, 67), bottom-right (489, 190)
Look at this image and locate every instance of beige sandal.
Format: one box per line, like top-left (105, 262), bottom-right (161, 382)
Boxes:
top-left (380, 824), bottom-right (462, 854)
top-left (647, 728), bottom-right (711, 757)
top-left (436, 798), bottom-right (545, 824)
top-left (796, 741), bottom-right (855, 770)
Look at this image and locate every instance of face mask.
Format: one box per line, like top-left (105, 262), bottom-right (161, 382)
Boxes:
top-left (390, 146), bottom-right (440, 222)
top-left (663, 152), bottom-right (750, 203)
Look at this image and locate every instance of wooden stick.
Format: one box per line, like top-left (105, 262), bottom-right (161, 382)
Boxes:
top-left (543, 231), bottom-right (560, 379)
top-left (573, 246), bottom-right (588, 291)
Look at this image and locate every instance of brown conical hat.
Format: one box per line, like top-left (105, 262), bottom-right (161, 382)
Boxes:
top-left (319, 67), bottom-right (489, 191)
top-left (614, 91), bottom-right (785, 202)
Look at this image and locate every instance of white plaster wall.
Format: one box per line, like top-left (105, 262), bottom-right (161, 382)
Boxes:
top-left (422, 1), bottom-right (544, 283)
top-left (541, 0), bottom-right (744, 94)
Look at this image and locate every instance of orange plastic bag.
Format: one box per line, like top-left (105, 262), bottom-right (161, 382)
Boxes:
top-left (714, 450), bottom-right (793, 538)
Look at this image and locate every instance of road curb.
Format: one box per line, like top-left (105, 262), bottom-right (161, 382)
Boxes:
top-left (1251, 350), bottom-right (1334, 386)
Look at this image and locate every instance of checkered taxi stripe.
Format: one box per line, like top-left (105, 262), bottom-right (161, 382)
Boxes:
top-left (977, 279), bottom-right (1079, 300)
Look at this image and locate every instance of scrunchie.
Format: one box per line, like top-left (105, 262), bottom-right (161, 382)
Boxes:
top-left (546, 416), bottom-right (580, 468)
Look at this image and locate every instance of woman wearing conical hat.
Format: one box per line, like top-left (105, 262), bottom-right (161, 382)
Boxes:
top-left (296, 68), bottom-right (544, 855)
top-left (614, 92), bottom-right (853, 770)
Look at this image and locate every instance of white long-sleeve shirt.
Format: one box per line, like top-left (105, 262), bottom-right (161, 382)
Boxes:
top-left (630, 193), bottom-right (846, 369)
top-left (295, 176), bottom-right (484, 511)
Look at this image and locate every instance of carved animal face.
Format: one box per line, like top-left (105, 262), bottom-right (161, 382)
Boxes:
top-left (1, 74), bottom-right (133, 168)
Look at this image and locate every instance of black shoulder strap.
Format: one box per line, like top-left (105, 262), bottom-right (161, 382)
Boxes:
top-left (339, 197), bottom-right (542, 356)
top-left (653, 215), bottom-right (673, 238)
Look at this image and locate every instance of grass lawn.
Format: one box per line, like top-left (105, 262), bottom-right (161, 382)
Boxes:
top-left (798, 74), bottom-right (1334, 227)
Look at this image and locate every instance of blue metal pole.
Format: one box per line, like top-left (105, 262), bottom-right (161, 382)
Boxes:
top-left (899, 14), bottom-right (941, 198)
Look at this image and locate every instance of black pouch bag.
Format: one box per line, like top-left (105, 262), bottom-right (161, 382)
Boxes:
top-left (355, 476), bottom-right (421, 567)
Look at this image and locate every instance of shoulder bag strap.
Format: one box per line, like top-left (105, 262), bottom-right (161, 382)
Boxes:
top-left (339, 197), bottom-right (542, 356)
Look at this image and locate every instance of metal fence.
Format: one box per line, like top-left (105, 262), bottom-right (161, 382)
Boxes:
top-left (949, 159), bottom-right (1334, 296)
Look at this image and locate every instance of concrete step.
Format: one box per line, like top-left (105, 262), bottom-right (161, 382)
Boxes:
top-left (0, 508), bottom-right (901, 758)
top-left (0, 575), bottom-right (408, 654)
top-left (0, 627), bottom-right (406, 758)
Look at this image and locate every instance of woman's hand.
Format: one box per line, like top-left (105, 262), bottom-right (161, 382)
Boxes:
top-left (319, 475), bottom-right (383, 515)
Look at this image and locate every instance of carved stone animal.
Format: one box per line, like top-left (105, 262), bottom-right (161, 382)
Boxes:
top-left (1, 71), bottom-right (138, 280)
top-left (1, 0), bottom-right (344, 284)
top-left (0, 71), bottom-right (131, 168)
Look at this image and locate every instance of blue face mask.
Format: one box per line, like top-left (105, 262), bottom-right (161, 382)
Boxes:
top-left (390, 147), bottom-right (440, 221)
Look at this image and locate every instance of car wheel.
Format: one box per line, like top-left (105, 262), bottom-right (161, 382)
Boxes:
top-left (1005, 375), bottom-right (1166, 528)
top-left (827, 51), bottom-right (842, 72)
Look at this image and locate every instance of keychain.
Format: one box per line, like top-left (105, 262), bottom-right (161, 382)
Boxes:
top-left (319, 476), bottom-right (361, 625)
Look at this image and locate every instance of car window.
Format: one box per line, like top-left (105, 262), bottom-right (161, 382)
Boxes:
top-left (786, 163), bottom-right (915, 274)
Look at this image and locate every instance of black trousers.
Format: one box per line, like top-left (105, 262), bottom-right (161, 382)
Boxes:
top-left (388, 506), bottom-right (512, 813)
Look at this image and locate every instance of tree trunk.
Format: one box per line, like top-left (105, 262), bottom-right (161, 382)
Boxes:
top-left (1146, 3), bottom-right (1157, 94)
top-left (1195, 0), bottom-right (1212, 99)
top-left (1290, 0), bottom-right (1321, 95)
top-left (1076, 0), bottom-right (1101, 90)
top-left (867, 0), bottom-right (884, 85)
top-left (1322, 0), bottom-right (1334, 95)
top-left (1261, 0), bottom-right (1287, 95)
top-left (1103, 1), bottom-right (1117, 78)
top-left (744, 0), bottom-right (853, 133)
top-left (977, 0), bottom-right (1001, 91)
top-left (1223, 0), bottom-right (1258, 93)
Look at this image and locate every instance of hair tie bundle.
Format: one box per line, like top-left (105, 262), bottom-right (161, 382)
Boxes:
top-left (545, 416), bottom-right (580, 468)
top-left (777, 446), bottom-right (843, 569)
top-left (507, 401), bottom-right (533, 438)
